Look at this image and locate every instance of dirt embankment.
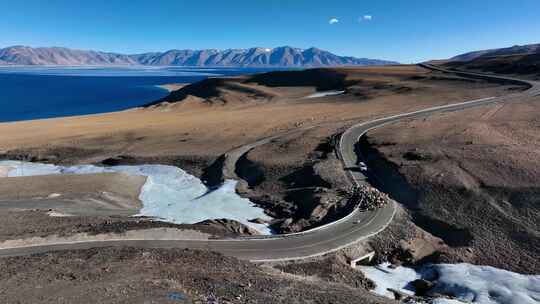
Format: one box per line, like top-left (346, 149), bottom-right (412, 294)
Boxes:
top-left (359, 97), bottom-right (540, 274)
top-left (0, 210), bottom-right (259, 242)
top-left (274, 255), bottom-right (376, 290)
top-left (0, 247), bottom-right (392, 304)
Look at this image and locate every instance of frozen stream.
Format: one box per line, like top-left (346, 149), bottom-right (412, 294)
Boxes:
top-left (0, 161), bottom-right (273, 234)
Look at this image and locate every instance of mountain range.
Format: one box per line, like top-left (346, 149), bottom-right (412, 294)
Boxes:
top-left (0, 45), bottom-right (397, 67)
top-left (450, 43), bottom-right (540, 61)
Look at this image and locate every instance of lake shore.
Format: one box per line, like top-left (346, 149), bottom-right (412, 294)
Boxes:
top-left (157, 83), bottom-right (187, 92)
top-left (0, 66), bottom-right (267, 122)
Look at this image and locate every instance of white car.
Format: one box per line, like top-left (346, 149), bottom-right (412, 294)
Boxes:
top-left (358, 162), bottom-right (368, 171)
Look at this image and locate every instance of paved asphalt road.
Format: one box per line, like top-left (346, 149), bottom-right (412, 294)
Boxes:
top-left (0, 65), bottom-right (538, 261)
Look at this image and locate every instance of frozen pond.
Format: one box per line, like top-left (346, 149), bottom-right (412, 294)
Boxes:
top-left (0, 161), bottom-right (273, 234)
top-left (359, 262), bottom-right (540, 304)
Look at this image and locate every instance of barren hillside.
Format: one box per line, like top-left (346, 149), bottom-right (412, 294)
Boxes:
top-left (362, 93), bottom-right (540, 274)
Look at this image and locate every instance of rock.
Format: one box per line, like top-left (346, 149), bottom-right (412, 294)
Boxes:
top-left (351, 185), bottom-right (390, 211)
top-left (281, 218), bottom-right (293, 227)
top-left (403, 150), bottom-right (432, 161)
top-left (387, 288), bottom-right (405, 301)
top-left (290, 219), bottom-right (311, 232)
top-left (411, 279), bottom-right (434, 296)
top-left (196, 219), bottom-right (260, 236)
top-left (101, 155), bottom-right (137, 166)
top-left (234, 180), bottom-right (250, 194)
top-left (248, 218), bottom-right (268, 224)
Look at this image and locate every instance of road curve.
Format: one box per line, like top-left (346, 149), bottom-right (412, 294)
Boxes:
top-left (420, 63), bottom-right (540, 95)
top-left (1, 65), bottom-right (538, 261)
top-left (219, 127), bottom-right (315, 185)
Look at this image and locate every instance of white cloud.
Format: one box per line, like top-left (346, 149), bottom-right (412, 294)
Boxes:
top-left (360, 15), bottom-right (373, 21)
top-left (329, 18), bottom-right (339, 25)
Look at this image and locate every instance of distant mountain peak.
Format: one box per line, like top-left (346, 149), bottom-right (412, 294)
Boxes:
top-left (0, 45), bottom-right (398, 67)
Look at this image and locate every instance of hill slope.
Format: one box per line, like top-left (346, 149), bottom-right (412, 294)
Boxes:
top-left (0, 45), bottom-right (397, 67)
top-left (445, 53), bottom-right (540, 77)
top-left (450, 43), bottom-right (540, 62)
top-left (444, 43), bottom-right (540, 77)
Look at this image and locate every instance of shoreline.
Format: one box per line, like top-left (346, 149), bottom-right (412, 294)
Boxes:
top-left (0, 82), bottom-right (186, 125)
top-left (156, 83), bottom-right (187, 92)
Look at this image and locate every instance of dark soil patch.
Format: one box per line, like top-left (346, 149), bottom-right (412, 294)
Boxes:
top-left (247, 69), bottom-right (351, 91)
top-left (276, 256), bottom-right (376, 290)
top-left (411, 214), bottom-right (473, 247)
top-left (235, 154), bottom-right (266, 188)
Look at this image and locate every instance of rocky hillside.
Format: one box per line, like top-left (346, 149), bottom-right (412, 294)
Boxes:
top-left (450, 43), bottom-right (540, 61)
top-left (0, 45), bottom-right (397, 67)
top-left (445, 52), bottom-right (540, 76)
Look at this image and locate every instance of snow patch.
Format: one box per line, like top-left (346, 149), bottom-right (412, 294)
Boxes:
top-left (0, 161), bottom-right (273, 234)
top-left (304, 90), bottom-right (345, 99)
top-left (426, 264), bottom-right (540, 304)
top-left (0, 165), bottom-right (14, 177)
top-left (47, 211), bottom-right (72, 217)
top-left (359, 263), bottom-right (540, 304)
top-left (358, 262), bottom-right (420, 297)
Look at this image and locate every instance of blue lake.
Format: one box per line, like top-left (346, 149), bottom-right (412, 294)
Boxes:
top-left (0, 66), bottom-right (280, 122)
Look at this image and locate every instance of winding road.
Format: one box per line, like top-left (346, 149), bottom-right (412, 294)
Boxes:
top-left (1, 65), bottom-right (538, 261)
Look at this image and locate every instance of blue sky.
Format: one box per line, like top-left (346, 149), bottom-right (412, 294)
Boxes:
top-left (1, 0), bottom-right (539, 62)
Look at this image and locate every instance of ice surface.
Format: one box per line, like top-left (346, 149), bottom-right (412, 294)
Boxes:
top-left (0, 161), bottom-right (273, 234)
top-left (431, 299), bottom-right (465, 304)
top-left (359, 262), bottom-right (540, 304)
top-left (425, 264), bottom-right (540, 304)
top-left (357, 262), bottom-right (420, 297)
top-left (304, 90), bottom-right (345, 98)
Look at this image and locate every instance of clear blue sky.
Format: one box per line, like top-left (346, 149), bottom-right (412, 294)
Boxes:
top-left (1, 0), bottom-right (539, 63)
